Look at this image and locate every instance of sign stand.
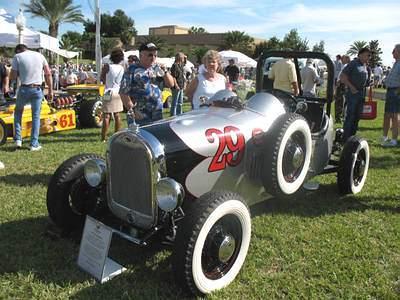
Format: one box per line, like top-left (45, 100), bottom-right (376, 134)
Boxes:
top-left (77, 216), bottom-right (126, 283)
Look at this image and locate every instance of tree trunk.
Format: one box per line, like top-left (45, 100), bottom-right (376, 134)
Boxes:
top-left (47, 23), bottom-right (59, 64)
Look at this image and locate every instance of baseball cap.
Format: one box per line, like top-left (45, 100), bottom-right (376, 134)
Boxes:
top-left (139, 43), bottom-right (158, 52)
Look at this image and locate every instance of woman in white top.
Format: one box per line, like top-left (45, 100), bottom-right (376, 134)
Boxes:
top-left (100, 48), bottom-right (125, 141)
top-left (186, 50), bottom-right (227, 109)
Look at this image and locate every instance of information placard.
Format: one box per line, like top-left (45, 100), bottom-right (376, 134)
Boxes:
top-left (77, 216), bottom-right (126, 283)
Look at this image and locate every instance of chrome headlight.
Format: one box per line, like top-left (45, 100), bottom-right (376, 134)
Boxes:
top-left (156, 178), bottom-right (184, 212)
top-left (84, 159), bottom-right (106, 187)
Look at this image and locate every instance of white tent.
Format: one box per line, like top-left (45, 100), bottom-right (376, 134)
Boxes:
top-left (219, 50), bottom-right (257, 68)
top-left (0, 8), bottom-right (78, 58)
top-left (102, 50), bottom-right (140, 64)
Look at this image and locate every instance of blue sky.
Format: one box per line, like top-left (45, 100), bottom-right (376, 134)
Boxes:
top-left (1, 0), bottom-right (399, 65)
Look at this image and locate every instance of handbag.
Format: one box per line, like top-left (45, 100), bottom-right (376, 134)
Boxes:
top-left (360, 87), bottom-right (377, 120)
top-left (103, 89), bottom-right (113, 102)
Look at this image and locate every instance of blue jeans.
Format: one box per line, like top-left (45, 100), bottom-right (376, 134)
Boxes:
top-left (14, 86), bottom-right (43, 147)
top-left (343, 90), bottom-right (364, 142)
top-left (170, 88), bottom-right (184, 116)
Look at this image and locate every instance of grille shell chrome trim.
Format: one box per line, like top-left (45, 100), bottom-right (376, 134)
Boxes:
top-left (106, 129), bottom-right (165, 229)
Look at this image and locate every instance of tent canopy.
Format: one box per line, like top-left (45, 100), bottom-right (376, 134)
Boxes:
top-left (102, 50), bottom-right (194, 69)
top-left (0, 8), bottom-right (78, 58)
top-left (219, 50), bottom-right (257, 68)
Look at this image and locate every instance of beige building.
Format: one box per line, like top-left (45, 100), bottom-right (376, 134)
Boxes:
top-left (135, 25), bottom-right (266, 62)
top-left (149, 25), bottom-right (190, 35)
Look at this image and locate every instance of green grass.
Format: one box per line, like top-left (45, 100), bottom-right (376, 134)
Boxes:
top-left (0, 100), bottom-right (399, 299)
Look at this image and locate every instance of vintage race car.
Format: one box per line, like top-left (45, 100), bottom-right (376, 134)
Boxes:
top-left (0, 99), bottom-right (76, 146)
top-left (46, 51), bottom-right (370, 295)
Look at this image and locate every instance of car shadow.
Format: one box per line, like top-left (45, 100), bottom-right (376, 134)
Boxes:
top-left (251, 182), bottom-right (399, 218)
top-left (0, 173), bottom-right (52, 186)
top-left (0, 216), bottom-right (191, 298)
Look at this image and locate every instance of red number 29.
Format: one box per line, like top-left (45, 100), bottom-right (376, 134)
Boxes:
top-left (205, 126), bottom-right (245, 172)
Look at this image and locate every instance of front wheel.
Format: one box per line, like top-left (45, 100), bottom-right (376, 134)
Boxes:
top-left (172, 191), bottom-right (251, 296)
top-left (337, 136), bottom-right (369, 194)
top-left (46, 153), bottom-right (105, 231)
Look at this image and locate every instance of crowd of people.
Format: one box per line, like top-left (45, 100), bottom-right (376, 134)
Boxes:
top-left (0, 42), bottom-right (399, 170)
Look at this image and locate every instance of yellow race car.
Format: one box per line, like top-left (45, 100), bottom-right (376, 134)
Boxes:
top-left (0, 99), bottom-right (76, 146)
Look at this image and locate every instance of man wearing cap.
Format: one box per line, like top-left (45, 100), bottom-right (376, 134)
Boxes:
top-left (10, 44), bottom-right (53, 151)
top-left (119, 43), bottom-right (174, 126)
top-left (340, 47), bottom-right (370, 142)
top-left (300, 59), bottom-right (320, 97)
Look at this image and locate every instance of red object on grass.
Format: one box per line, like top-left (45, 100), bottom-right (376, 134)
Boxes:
top-left (360, 87), bottom-right (377, 120)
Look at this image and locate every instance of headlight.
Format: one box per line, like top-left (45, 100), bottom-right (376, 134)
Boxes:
top-left (84, 159), bottom-right (106, 187)
top-left (156, 178), bottom-right (184, 212)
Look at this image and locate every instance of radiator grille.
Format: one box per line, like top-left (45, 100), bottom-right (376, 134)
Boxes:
top-left (108, 132), bottom-right (155, 229)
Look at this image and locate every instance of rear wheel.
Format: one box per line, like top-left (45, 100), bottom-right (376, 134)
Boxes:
top-left (337, 136), bottom-right (369, 194)
top-left (78, 99), bottom-right (103, 128)
top-left (172, 191), bottom-right (251, 296)
top-left (262, 113), bottom-right (312, 196)
top-left (46, 153), bottom-right (105, 231)
top-left (0, 118), bottom-right (7, 146)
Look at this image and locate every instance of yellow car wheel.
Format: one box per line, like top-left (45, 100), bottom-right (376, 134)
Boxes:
top-left (0, 119), bottom-right (7, 146)
top-left (78, 100), bottom-right (103, 128)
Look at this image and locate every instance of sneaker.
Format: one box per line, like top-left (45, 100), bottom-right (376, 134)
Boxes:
top-left (0, 161), bottom-right (4, 169)
top-left (15, 140), bottom-right (22, 148)
top-left (382, 139), bottom-right (397, 147)
top-left (30, 145), bottom-right (42, 151)
top-left (380, 136), bottom-right (389, 144)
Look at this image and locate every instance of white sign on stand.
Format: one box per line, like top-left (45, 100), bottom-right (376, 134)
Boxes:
top-left (77, 216), bottom-right (126, 283)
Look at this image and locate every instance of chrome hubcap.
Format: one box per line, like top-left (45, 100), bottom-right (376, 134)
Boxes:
top-left (218, 234), bottom-right (236, 263)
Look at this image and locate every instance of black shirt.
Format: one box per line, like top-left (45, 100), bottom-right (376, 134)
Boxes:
top-left (225, 65), bottom-right (240, 83)
top-left (342, 58), bottom-right (368, 91)
top-left (0, 63), bottom-right (6, 91)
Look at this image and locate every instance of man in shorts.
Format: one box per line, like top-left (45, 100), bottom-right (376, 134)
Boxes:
top-left (381, 44), bottom-right (400, 147)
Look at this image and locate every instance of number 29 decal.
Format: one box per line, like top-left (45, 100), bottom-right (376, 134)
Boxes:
top-left (205, 126), bottom-right (245, 172)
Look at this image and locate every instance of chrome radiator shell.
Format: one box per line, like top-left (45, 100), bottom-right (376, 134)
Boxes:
top-left (106, 129), bottom-right (165, 229)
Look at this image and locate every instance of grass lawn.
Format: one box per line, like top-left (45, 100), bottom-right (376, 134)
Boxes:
top-left (0, 100), bottom-right (399, 299)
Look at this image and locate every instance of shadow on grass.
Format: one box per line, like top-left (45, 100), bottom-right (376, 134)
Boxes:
top-left (0, 216), bottom-right (190, 298)
top-left (251, 183), bottom-right (399, 218)
top-left (0, 173), bottom-right (52, 186)
top-left (369, 155), bottom-right (400, 170)
top-left (50, 130), bottom-right (101, 139)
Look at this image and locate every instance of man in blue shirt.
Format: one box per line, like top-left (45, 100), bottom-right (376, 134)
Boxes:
top-left (119, 43), bottom-right (174, 126)
top-left (340, 47), bottom-right (370, 142)
top-left (381, 44), bottom-right (400, 147)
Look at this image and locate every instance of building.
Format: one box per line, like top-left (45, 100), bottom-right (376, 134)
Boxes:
top-left (149, 25), bottom-right (190, 35)
top-left (135, 25), bottom-right (266, 62)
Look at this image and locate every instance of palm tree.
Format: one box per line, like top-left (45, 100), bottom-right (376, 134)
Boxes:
top-left (189, 27), bottom-right (207, 34)
top-left (224, 31), bottom-right (254, 55)
top-left (23, 0), bottom-right (84, 38)
top-left (192, 47), bottom-right (209, 63)
top-left (347, 40), bottom-right (368, 56)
